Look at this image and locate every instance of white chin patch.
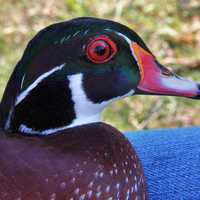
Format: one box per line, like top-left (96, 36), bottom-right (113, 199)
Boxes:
top-left (66, 73), bottom-right (135, 129)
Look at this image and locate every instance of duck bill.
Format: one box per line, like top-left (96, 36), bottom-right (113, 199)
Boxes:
top-left (132, 43), bottom-right (200, 99)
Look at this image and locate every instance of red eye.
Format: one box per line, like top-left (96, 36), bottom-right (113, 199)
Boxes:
top-left (86, 36), bottom-right (117, 63)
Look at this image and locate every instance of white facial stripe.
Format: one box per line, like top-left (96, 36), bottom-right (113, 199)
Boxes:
top-left (5, 73), bottom-right (26, 130)
top-left (15, 64), bottom-right (65, 106)
top-left (4, 107), bottom-right (14, 130)
top-left (19, 73), bottom-right (135, 135)
top-left (116, 32), bottom-right (139, 63)
top-left (105, 29), bottom-right (140, 66)
top-left (72, 30), bottom-right (80, 37)
top-left (19, 123), bottom-right (76, 135)
top-left (83, 29), bottom-right (89, 35)
top-left (20, 74), bottom-right (26, 89)
top-left (104, 29), bottom-right (140, 66)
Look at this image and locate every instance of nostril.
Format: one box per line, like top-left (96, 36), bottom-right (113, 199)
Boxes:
top-left (161, 68), bottom-right (174, 76)
top-left (155, 61), bottom-right (174, 76)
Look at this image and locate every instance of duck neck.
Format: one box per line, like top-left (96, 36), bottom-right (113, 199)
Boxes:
top-left (8, 73), bottom-right (105, 135)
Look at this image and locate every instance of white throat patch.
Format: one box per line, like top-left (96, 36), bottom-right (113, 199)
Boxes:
top-left (67, 73), bottom-right (135, 129)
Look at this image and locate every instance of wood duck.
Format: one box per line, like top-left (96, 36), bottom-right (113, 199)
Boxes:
top-left (0, 17), bottom-right (200, 200)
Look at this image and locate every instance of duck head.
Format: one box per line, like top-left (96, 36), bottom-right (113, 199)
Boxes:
top-left (1, 17), bottom-right (200, 134)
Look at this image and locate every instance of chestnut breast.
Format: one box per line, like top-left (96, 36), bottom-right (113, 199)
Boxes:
top-left (0, 123), bottom-right (147, 200)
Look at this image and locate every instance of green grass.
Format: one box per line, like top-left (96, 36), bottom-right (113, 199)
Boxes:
top-left (0, 0), bottom-right (200, 132)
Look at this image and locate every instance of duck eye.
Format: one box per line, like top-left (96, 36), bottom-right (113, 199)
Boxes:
top-left (86, 36), bottom-right (117, 63)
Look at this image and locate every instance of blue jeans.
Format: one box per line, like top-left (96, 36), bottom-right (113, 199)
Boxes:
top-left (126, 127), bottom-right (200, 200)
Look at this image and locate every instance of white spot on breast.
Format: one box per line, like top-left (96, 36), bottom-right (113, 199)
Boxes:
top-left (105, 185), bottom-right (111, 193)
top-left (96, 191), bottom-right (102, 198)
top-left (49, 193), bottom-right (56, 200)
top-left (125, 189), bottom-right (130, 200)
top-left (134, 176), bottom-right (137, 182)
top-left (94, 171), bottom-right (99, 178)
top-left (83, 161), bottom-right (87, 165)
top-left (97, 185), bottom-right (101, 191)
top-left (104, 152), bottom-right (108, 157)
top-left (87, 190), bottom-right (93, 198)
top-left (45, 178), bottom-right (49, 183)
top-left (116, 183), bottom-right (120, 190)
top-left (135, 183), bottom-right (138, 192)
top-left (60, 182), bottom-right (67, 189)
top-left (139, 176), bottom-right (144, 184)
top-left (99, 172), bottom-right (104, 178)
top-left (74, 188), bottom-right (80, 195)
top-left (71, 177), bottom-right (76, 183)
top-left (131, 186), bottom-right (134, 193)
top-left (125, 177), bottom-right (129, 183)
top-left (117, 191), bottom-right (120, 199)
top-left (131, 155), bottom-right (134, 160)
top-left (79, 194), bottom-right (86, 200)
top-left (88, 181), bottom-right (94, 188)
top-left (110, 170), bottom-right (113, 176)
top-left (113, 163), bottom-right (117, 168)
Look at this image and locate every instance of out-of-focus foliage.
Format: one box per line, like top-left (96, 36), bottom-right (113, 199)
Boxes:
top-left (0, 0), bottom-right (199, 131)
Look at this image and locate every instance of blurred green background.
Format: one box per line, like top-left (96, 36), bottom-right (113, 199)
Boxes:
top-left (0, 0), bottom-right (199, 131)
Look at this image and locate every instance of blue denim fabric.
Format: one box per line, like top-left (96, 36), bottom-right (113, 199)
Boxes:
top-left (125, 127), bottom-right (200, 200)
